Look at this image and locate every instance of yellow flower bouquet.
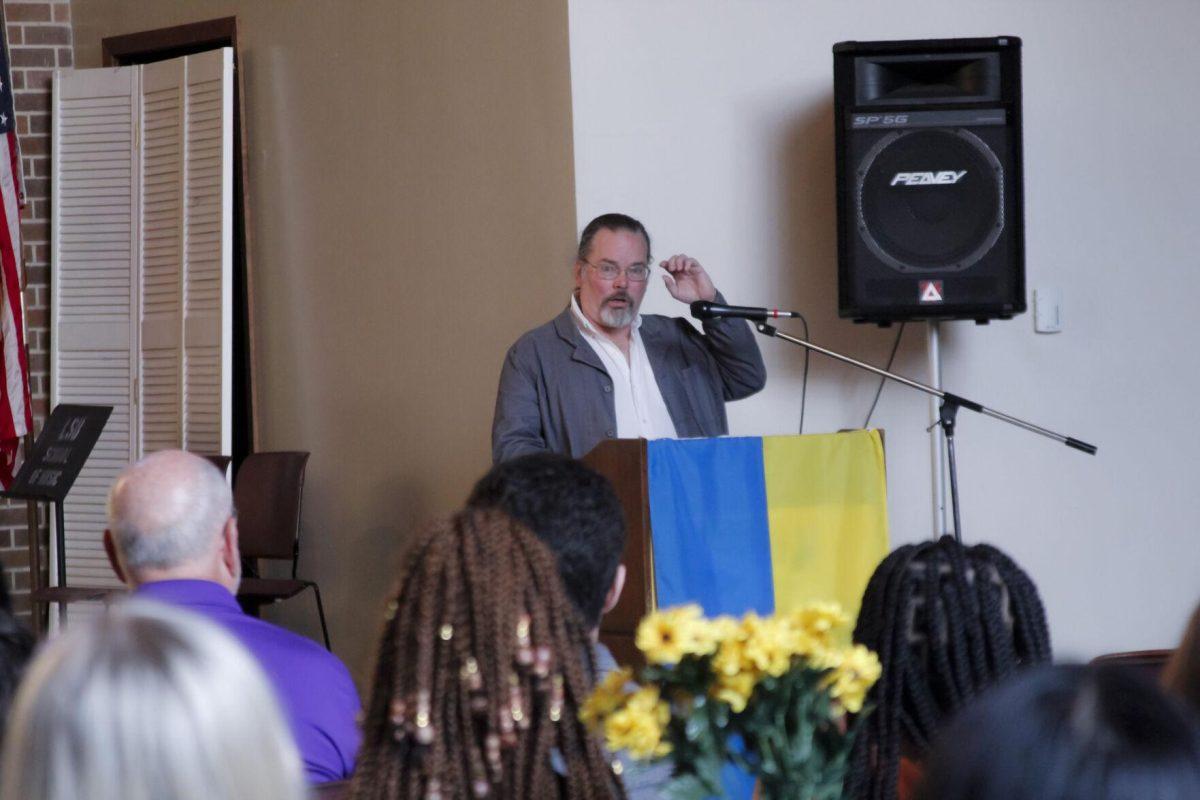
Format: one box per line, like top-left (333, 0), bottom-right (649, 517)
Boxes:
top-left (581, 603), bottom-right (880, 800)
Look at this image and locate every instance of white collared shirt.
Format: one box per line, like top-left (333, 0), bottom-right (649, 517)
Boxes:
top-left (570, 295), bottom-right (678, 441)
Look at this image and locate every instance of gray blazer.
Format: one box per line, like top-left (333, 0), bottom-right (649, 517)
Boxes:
top-left (491, 299), bottom-right (766, 463)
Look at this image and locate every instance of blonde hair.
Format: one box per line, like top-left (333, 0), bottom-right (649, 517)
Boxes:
top-left (0, 601), bottom-right (306, 800)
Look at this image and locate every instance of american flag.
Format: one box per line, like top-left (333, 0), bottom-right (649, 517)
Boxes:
top-left (0, 25), bottom-right (31, 488)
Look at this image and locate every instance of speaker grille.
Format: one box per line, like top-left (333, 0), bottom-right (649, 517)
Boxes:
top-left (856, 128), bottom-right (1004, 272)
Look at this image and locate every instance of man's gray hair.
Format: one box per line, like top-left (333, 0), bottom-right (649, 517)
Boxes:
top-left (107, 451), bottom-right (234, 572)
top-left (0, 600), bottom-right (305, 800)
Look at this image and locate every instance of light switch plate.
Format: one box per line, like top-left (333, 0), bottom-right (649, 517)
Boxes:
top-left (1034, 287), bottom-right (1062, 333)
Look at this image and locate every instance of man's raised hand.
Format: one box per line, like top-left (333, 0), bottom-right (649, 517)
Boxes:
top-left (660, 254), bottom-right (717, 304)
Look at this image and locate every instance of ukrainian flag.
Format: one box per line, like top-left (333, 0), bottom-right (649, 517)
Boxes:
top-left (648, 429), bottom-right (890, 628)
top-left (647, 430), bottom-right (890, 799)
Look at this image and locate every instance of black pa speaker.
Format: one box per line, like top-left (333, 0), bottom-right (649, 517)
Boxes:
top-left (834, 37), bottom-right (1026, 324)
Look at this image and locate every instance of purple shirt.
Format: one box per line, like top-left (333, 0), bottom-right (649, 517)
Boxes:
top-left (135, 580), bottom-right (361, 783)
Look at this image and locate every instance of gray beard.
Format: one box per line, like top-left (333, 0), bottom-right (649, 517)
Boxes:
top-left (599, 303), bottom-right (637, 328)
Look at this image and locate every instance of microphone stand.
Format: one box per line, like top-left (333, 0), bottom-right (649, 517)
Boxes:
top-left (753, 321), bottom-right (1097, 543)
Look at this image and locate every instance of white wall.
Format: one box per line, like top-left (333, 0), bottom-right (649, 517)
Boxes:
top-left (569, 0), bottom-right (1200, 659)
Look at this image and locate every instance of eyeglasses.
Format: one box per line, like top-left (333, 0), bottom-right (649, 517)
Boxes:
top-left (581, 259), bottom-right (651, 282)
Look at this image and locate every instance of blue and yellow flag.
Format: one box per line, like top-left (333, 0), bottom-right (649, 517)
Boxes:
top-left (648, 430), bottom-right (890, 625)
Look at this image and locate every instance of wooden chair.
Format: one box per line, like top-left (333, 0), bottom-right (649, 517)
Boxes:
top-left (233, 451), bottom-right (330, 649)
top-left (313, 780), bottom-right (349, 799)
top-left (1091, 649), bottom-right (1174, 681)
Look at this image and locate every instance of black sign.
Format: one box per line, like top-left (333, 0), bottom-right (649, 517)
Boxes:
top-left (2, 405), bottom-right (112, 502)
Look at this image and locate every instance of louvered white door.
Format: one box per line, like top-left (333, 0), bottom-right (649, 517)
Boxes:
top-left (51, 50), bottom-right (234, 596)
top-left (182, 49), bottom-right (232, 456)
top-left (139, 57), bottom-right (184, 455)
top-left (51, 66), bottom-right (139, 589)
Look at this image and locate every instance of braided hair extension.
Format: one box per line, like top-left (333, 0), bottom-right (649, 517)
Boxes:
top-left (846, 536), bottom-right (1052, 800)
top-left (350, 509), bottom-right (625, 800)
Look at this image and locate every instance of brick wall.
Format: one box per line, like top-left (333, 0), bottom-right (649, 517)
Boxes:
top-left (0, 0), bottom-right (71, 618)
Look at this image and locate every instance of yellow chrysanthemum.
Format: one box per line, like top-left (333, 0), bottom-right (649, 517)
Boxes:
top-left (823, 644), bottom-right (882, 714)
top-left (788, 602), bottom-right (850, 644)
top-left (636, 604), bottom-right (715, 664)
top-left (740, 613), bottom-right (799, 677)
top-left (712, 625), bottom-right (755, 679)
top-left (707, 615), bottom-right (740, 643)
top-left (712, 669), bottom-right (758, 713)
top-left (603, 686), bottom-right (672, 759)
top-left (579, 666), bottom-right (633, 729)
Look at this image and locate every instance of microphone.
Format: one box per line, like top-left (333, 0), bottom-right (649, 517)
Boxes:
top-left (690, 300), bottom-right (803, 322)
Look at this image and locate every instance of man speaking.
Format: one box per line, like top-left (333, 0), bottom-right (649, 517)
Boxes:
top-left (492, 213), bottom-right (766, 463)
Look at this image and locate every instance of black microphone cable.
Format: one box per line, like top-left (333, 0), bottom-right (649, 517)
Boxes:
top-left (862, 322), bottom-right (906, 429)
top-left (796, 312), bottom-right (810, 435)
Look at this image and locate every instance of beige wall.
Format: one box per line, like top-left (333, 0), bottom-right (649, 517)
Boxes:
top-left (72, 0), bottom-right (578, 681)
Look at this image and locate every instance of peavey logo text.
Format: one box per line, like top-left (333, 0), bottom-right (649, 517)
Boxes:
top-left (890, 170), bottom-right (967, 187)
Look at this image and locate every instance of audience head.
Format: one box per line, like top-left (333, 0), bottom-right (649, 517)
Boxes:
top-left (352, 508), bottom-right (622, 800)
top-left (104, 450), bottom-right (239, 590)
top-left (0, 601), bottom-right (305, 800)
top-left (1163, 600), bottom-right (1200, 716)
top-left (848, 535), bottom-right (1052, 800)
top-left (467, 453), bottom-right (627, 631)
top-left (0, 566), bottom-right (33, 736)
top-left (917, 664), bottom-right (1200, 800)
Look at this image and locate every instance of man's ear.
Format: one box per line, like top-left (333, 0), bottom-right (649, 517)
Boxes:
top-left (220, 517), bottom-right (240, 576)
top-left (602, 564), bottom-right (627, 617)
top-left (573, 260), bottom-right (585, 288)
top-left (103, 529), bottom-right (128, 585)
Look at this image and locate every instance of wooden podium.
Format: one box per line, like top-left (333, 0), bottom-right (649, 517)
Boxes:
top-left (581, 439), bottom-right (653, 667)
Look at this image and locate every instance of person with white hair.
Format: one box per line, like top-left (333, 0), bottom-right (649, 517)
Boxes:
top-left (102, 449), bottom-right (361, 783)
top-left (0, 601), bottom-right (307, 800)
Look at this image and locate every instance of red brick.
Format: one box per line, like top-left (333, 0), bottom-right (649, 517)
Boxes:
top-left (55, 46), bottom-right (71, 67)
top-left (15, 91), bottom-right (48, 114)
top-left (16, 117), bottom-right (27, 135)
top-left (20, 178), bottom-right (46, 201)
top-left (31, 158), bottom-right (47, 178)
top-left (11, 48), bottom-right (54, 68)
top-left (9, 71), bottom-right (23, 91)
top-left (29, 199), bottom-right (46, 219)
top-left (6, 25), bottom-right (21, 45)
top-left (26, 114), bottom-right (47, 134)
top-left (20, 220), bottom-right (46, 242)
top-left (26, 351), bottom-right (46, 373)
top-left (20, 135), bottom-right (46, 156)
top-left (4, 4), bottom-right (52, 23)
top-left (12, 569), bottom-right (29, 591)
top-left (52, 3), bottom-right (68, 23)
top-left (32, 244), bottom-right (47, 263)
top-left (19, 68), bottom-right (52, 92)
top-left (25, 264), bottom-right (46, 284)
top-left (22, 25), bottom-right (69, 46)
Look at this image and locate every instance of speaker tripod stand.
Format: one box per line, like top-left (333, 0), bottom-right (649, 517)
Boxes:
top-left (755, 322), bottom-right (1097, 543)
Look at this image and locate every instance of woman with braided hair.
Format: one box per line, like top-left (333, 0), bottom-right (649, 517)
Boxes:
top-left (350, 507), bottom-right (625, 800)
top-left (845, 535), bottom-right (1052, 800)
